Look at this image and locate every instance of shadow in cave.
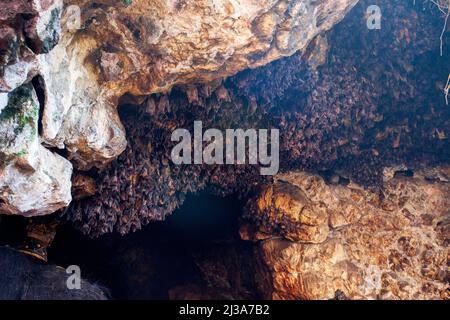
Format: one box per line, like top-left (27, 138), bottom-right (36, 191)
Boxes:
top-left (0, 216), bottom-right (27, 248)
top-left (48, 192), bottom-right (258, 300)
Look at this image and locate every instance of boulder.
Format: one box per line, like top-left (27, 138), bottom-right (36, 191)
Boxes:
top-left (245, 169), bottom-right (450, 300)
top-left (0, 83), bottom-right (72, 216)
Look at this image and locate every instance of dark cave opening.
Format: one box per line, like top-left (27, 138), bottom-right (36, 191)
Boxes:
top-left (1, 0), bottom-right (449, 301)
top-left (0, 215), bottom-right (27, 248)
top-left (46, 192), bottom-right (257, 300)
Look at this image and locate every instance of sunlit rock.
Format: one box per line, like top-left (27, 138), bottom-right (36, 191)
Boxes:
top-left (0, 84), bottom-right (72, 216)
top-left (38, 0), bottom-right (357, 169)
top-left (245, 169), bottom-right (450, 300)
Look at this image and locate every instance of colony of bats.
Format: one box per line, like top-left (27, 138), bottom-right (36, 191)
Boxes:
top-left (67, 0), bottom-right (450, 237)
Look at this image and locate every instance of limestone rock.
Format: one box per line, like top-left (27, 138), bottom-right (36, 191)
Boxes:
top-left (37, 34), bottom-right (127, 170)
top-left (64, 0), bottom-right (358, 96)
top-left (50, 90), bottom-right (127, 171)
top-left (0, 83), bottom-right (72, 216)
top-left (0, 0), bottom-right (76, 217)
top-left (0, 93), bottom-right (7, 111)
top-left (248, 180), bottom-right (329, 243)
top-left (24, 0), bottom-right (63, 54)
top-left (35, 0), bottom-right (357, 169)
top-left (303, 34), bottom-right (328, 70)
top-left (0, 1), bottom-right (63, 91)
top-left (0, 48), bottom-right (39, 93)
top-left (245, 169), bottom-right (450, 300)
top-left (0, 0), bottom-right (360, 215)
top-left (0, 0), bottom-right (127, 172)
top-left (0, 84), bottom-right (41, 163)
top-left (2, 0), bottom-right (358, 171)
top-left (72, 173), bottom-right (96, 200)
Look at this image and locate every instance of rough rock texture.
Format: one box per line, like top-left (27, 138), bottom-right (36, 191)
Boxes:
top-left (0, 246), bottom-right (108, 300)
top-left (37, 37), bottom-right (127, 170)
top-left (64, 0), bottom-right (358, 94)
top-left (68, 0), bottom-right (450, 237)
top-left (71, 173), bottom-right (96, 201)
top-left (243, 168), bottom-right (450, 300)
top-left (0, 0), bottom-right (74, 217)
top-left (0, 0), bottom-right (358, 217)
top-left (39, 0), bottom-right (357, 170)
top-left (0, 83), bottom-right (72, 216)
top-left (0, 0), bottom-right (62, 91)
top-left (244, 180), bottom-right (329, 243)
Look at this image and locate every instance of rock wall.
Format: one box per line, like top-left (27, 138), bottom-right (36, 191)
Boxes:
top-left (242, 168), bottom-right (450, 300)
top-left (67, 0), bottom-right (450, 238)
top-left (0, 0), bottom-right (448, 301)
top-left (0, 0), bottom-right (358, 217)
top-left (0, 1), bottom-right (72, 216)
top-left (43, 0), bottom-right (357, 171)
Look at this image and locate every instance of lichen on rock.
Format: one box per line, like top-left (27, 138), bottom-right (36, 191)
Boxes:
top-left (0, 83), bottom-right (72, 216)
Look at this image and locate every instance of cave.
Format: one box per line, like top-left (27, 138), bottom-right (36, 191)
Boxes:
top-left (0, 0), bottom-right (449, 302)
top-left (48, 193), bottom-right (257, 300)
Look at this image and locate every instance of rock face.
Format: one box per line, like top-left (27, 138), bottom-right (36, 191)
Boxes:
top-left (62, 0), bottom-right (359, 95)
top-left (41, 0), bottom-right (357, 170)
top-left (0, 1), bottom-right (72, 217)
top-left (0, 0), bottom-right (62, 91)
top-left (0, 0), bottom-right (358, 217)
top-left (0, 83), bottom-right (72, 216)
top-left (243, 168), bottom-right (450, 300)
top-left (37, 36), bottom-right (127, 170)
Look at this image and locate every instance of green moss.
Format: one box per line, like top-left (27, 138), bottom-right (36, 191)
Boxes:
top-left (1, 84), bottom-right (34, 120)
top-left (41, 8), bottom-right (62, 53)
top-left (0, 38), bottom-right (23, 77)
top-left (0, 100), bottom-right (21, 120)
top-left (123, 0), bottom-right (132, 7)
top-left (15, 149), bottom-right (27, 157)
top-left (1, 83), bottom-right (38, 138)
